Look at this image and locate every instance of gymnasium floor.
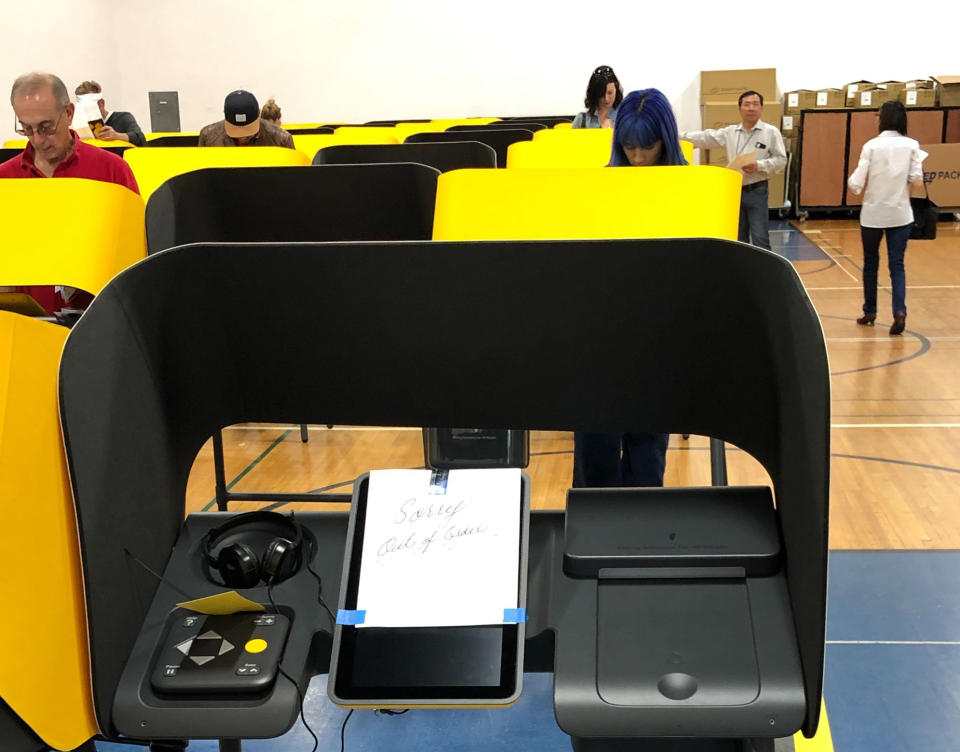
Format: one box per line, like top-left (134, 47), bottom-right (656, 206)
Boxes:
top-left (99, 218), bottom-right (960, 752)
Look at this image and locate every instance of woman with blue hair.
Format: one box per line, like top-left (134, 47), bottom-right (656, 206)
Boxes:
top-left (573, 88), bottom-right (684, 489)
top-left (609, 88), bottom-right (688, 167)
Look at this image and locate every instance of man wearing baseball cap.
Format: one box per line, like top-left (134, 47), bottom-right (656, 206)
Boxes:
top-left (198, 89), bottom-right (294, 148)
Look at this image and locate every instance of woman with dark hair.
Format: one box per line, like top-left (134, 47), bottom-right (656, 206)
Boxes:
top-left (572, 66), bottom-right (623, 129)
top-left (573, 88), bottom-right (686, 490)
top-left (848, 100), bottom-right (926, 335)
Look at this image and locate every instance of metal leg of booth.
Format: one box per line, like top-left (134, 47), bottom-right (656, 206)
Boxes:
top-left (710, 436), bottom-right (728, 487)
top-left (211, 429), bottom-right (351, 510)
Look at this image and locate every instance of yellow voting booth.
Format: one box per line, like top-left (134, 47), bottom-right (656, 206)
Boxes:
top-left (0, 312), bottom-right (98, 750)
top-left (507, 129), bottom-right (694, 168)
top-left (0, 178), bottom-right (146, 293)
top-left (125, 145), bottom-right (309, 202)
top-left (292, 130), bottom-right (400, 160)
top-left (2, 138), bottom-right (135, 150)
top-left (433, 166), bottom-right (740, 241)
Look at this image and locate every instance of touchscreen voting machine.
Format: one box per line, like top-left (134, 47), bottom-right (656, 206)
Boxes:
top-left (329, 468), bottom-right (530, 707)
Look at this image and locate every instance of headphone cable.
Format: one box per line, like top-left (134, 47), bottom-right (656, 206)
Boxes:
top-left (340, 708), bottom-right (354, 752)
top-left (268, 583), bottom-right (320, 752)
top-left (305, 562), bottom-right (337, 627)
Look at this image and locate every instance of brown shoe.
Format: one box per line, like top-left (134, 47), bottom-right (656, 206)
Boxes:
top-left (889, 313), bottom-right (906, 335)
top-left (857, 314), bottom-right (876, 326)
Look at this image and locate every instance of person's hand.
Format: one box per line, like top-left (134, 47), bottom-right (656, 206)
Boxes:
top-left (742, 162), bottom-right (758, 174)
top-left (96, 125), bottom-right (119, 140)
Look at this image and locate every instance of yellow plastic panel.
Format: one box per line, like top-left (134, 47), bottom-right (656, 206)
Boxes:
top-left (532, 127), bottom-right (613, 145)
top-left (508, 129), bottom-right (612, 168)
top-left (553, 122), bottom-right (572, 129)
top-left (0, 178), bottom-right (146, 293)
top-left (433, 166), bottom-right (741, 241)
top-left (144, 132), bottom-right (199, 140)
top-left (124, 145), bottom-right (309, 202)
top-left (3, 139), bottom-right (27, 148)
top-left (393, 118), bottom-right (500, 140)
top-left (507, 135), bottom-right (693, 169)
top-left (0, 312), bottom-right (98, 749)
top-left (83, 139), bottom-right (134, 149)
top-left (293, 131), bottom-right (399, 160)
top-left (332, 126), bottom-right (403, 143)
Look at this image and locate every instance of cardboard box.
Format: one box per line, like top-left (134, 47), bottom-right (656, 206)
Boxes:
top-left (701, 102), bottom-right (782, 131)
top-left (702, 147), bottom-right (728, 166)
top-left (876, 81), bottom-right (906, 99)
top-left (768, 169), bottom-right (786, 209)
top-left (843, 80), bottom-right (874, 107)
top-left (781, 114), bottom-right (796, 135)
top-left (814, 89), bottom-right (845, 108)
top-left (933, 76), bottom-right (960, 106)
top-left (901, 87), bottom-right (936, 107)
top-left (856, 87), bottom-right (897, 109)
top-left (701, 103), bottom-right (742, 130)
top-left (784, 90), bottom-right (817, 113)
top-left (700, 68), bottom-right (777, 104)
top-left (921, 142), bottom-right (960, 207)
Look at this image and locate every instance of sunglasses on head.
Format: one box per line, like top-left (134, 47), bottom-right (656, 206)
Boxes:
top-left (593, 66), bottom-right (614, 77)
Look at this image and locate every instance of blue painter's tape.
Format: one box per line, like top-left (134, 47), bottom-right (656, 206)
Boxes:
top-left (503, 608), bottom-right (527, 623)
top-left (337, 609), bottom-right (366, 625)
top-left (429, 469), bottom-right (449, 495)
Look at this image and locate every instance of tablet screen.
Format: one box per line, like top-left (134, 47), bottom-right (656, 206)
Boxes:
top-left (331, 474), bottom-right (523, 703)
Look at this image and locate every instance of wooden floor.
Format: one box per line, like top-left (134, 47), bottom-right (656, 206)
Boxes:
top-left (185, 218), bottom-right (960, 550)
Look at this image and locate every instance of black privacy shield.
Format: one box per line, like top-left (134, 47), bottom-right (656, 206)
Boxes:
top-left (58, 238), bottom-right (829, 736)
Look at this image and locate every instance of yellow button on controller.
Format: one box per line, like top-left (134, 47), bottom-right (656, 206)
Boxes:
top-left (245, 638), bottom-right (268, 654)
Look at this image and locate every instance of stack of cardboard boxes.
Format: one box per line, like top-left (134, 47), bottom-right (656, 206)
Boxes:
top-left (698, 68), bottom-right (785, 209)
top-left (783, 76), bottom-right (955, 137)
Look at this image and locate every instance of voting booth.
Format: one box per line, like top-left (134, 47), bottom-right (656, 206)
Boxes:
top-left (59, 238), bottom-right (828, 750)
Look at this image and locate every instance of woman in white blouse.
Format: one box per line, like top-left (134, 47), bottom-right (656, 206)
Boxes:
top-left (848, 100), bottom-right (926, 335)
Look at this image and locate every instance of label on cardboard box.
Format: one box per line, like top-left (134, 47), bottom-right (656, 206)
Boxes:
top-left (847, 84), bottom-right (859, 96)
top-left (788, 93), bottom-right (799, 108)
top-left (860, 91), bottom-right (872, 106)
top-left (906, 91), bottom-right (917, 106)
top-left (782, 115), bottom-right (794, 131)
top-left (816, 92), bottom-right (827, 107)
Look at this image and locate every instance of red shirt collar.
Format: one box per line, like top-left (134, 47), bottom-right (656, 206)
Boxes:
top-left (19, 130), bottom-right (81, 174)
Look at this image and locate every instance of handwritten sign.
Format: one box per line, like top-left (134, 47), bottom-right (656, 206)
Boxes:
top-left (355, 468), bottom-right (521, 628)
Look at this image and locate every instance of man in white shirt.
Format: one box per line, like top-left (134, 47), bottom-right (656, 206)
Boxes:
top-left (680, 91), bottom-right (786, 250)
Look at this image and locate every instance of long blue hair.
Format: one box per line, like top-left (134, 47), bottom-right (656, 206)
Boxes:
top-left (609, 88), bottom-right (687, 167)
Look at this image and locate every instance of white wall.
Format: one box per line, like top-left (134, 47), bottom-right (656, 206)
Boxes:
top-left (3, 0), bottom-right (959, 142)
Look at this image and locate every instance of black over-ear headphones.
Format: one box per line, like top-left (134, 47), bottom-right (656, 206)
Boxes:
top-left (200, 511), bottom-right (305, 589)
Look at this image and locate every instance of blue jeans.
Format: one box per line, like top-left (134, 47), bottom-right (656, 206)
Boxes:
top-left (573, 432), bottom-right (668, 488)
top-left (738, 181), bottom-right (770, 250)
top-left (861, 224), bottom-right (911, 317)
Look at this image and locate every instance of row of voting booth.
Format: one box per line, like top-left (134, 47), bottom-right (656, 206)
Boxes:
top-left (0, 118), bottom-right (828, 752)
top-left (3, 119), bottom-right (695, 203)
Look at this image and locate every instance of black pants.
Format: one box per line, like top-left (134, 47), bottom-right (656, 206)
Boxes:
top-left (573, 432), bottom-right (668, 487)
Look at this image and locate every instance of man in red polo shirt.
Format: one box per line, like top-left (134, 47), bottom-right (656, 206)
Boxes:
top-left (0, 72), bottom-right (139, 193)
top-left (0, 72), bottom-right (140, 315)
